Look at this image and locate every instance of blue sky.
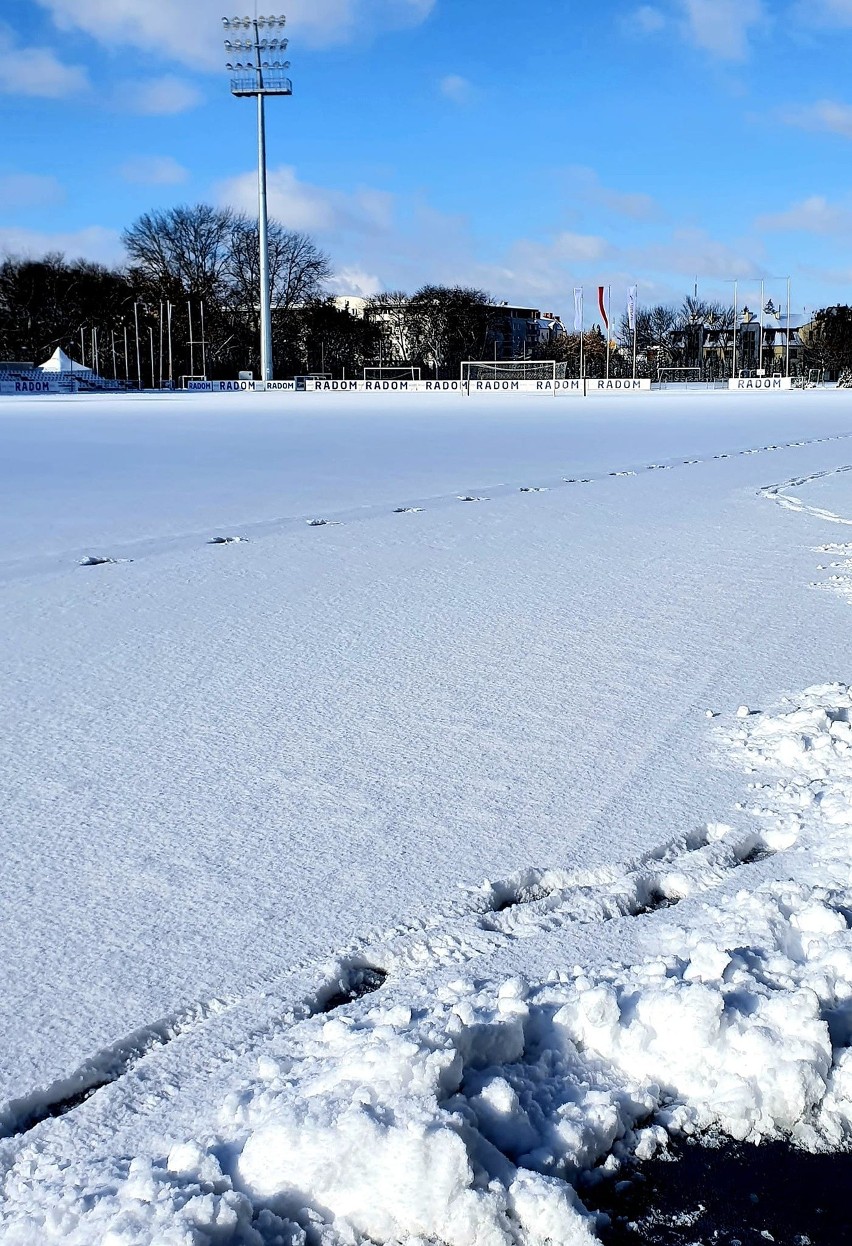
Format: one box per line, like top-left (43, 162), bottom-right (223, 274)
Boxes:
top-left (2, 0), bottom-right (852, 317)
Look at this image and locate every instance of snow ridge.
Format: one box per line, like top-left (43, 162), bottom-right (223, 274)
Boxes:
top-left (5, 685), bottom-right (852, 1243)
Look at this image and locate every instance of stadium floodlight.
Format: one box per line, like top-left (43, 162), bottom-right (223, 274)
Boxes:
top-left (223, 11), bottom-right (292, 383)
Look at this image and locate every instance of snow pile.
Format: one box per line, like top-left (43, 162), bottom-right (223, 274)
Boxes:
top-left (5, 686), bottom-right (852, 1243)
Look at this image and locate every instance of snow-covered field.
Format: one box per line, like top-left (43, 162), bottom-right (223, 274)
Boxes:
top-left (2, 388), bottom-right (852, 1243)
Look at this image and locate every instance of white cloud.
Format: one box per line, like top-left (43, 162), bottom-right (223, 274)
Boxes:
top-left (0, 22), bottom-right (89, 97)
top-left (0, 173), bottom-right (64, 209)
top-left (333, 266), bottom-right (382, 297)
top-left (0, 225), bottom-right (123, 265)
top-left (756, 195), bottom-right (852, 235)
top-left (627, 6), bottom-right (667, 33)
top-left (219, 162), bottom-right (761, 311)
top-left (549, 233), bottom-right (612, 263)
top-left (439, 75), bottom-right (475, 105)
top-left (473, 224), bottom-right (763, 307)
top-left (118, 156), bottom-right (189, 185)
top-left (802, 0), bottom-right (852, 25)
top-left (778, 99), bottom-right (852, 139)
top-left (34, 0), bottom-right (435, 69)
top-left (217, 165), bottom-right (394, 235)
top-left (638, 227), bottom-right (764, 279)
top-left (565, 167), bottom-right (660, 222)
top-left (119, 76), bottom-right (203, 116)
top-left (676, 0), bottom-right (766, 60)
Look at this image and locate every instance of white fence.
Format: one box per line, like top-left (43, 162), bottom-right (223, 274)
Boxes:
top-left (3, 374), bottom-right (807, 398)
top-left (728, 377), bottom-right (792, 391)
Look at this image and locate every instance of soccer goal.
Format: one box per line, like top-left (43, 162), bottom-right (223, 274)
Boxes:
top-left (363, 365), bottom-right (421, 382)
top-left (656, 366), bottom-right (702, 386)
top-left (460, 360), bottom-right (563, 383)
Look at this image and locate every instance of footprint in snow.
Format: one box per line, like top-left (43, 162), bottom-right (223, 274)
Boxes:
top-left (307, 519), bottom-right (343, 527)
top-left (394, 507), bottom-right (424, 514)
top-left (457, 495), bottom-right (488, 502)
top-left (319, 966), bottom-right (387, 1015)
top-left (209, 535), bottom-right (248, 545)
top-left (520, 487), bottom-right (548, 493)
top-left (79, 555), bottom-right (131, 566)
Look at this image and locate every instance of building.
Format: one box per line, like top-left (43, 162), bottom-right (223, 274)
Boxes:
top-left (487, 305), bottom-right (567, 360)
top-left (329, 295), bottom-right (566, 362)
top-left (669, 308), bottom-right (805, 378)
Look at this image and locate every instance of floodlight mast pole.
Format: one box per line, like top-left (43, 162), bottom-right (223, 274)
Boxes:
top-left (223, 13), bottom-right (292, 383)
top-left (257, 88), bottom-right (272, 381)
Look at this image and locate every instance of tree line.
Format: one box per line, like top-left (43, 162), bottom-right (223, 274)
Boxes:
top-left (1, 201), bottom-right (851, 380)
top-left (0, 203), bottom-right (496, 381)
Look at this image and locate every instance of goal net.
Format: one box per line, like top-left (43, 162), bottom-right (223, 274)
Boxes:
top-left (460, 360), bottom-right (563, 382)
top-left (363, 365), bottom-right (421, 382)
top-left (656, 366), bottom-right (702, 385)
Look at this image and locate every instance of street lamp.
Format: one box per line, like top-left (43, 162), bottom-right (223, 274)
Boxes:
top-left (223, 13), bottom-right (292, 383)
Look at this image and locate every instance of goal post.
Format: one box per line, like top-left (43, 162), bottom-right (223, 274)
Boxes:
top-left (460, 360), bottom-right (563, 383)
top-left (363, 365), bottom-right (421, 382)
top-left (656, 366), bottom-right (702, 385)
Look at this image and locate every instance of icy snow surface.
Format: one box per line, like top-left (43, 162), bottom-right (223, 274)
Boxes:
top-left (2, 387), bottom-right (852, 1242)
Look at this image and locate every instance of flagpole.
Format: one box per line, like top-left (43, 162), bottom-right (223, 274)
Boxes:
top-left (607, 285), bottom-right (612, 380)
top-left (577, 289), bottom-right (585, 386)
top-left (759, 279), bottom-right (765, 377)
top-left (786, 276), bottom-right (792, 378)
top-left (632, 285), bottom-right (638, 380)
top-left (574, 287), bottom-right (585, 386)
top-left (580, 288), bottom-right (585, 384)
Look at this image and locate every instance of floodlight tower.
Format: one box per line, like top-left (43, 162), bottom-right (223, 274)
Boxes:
top-left (223, 13), bottom-right (292, 382)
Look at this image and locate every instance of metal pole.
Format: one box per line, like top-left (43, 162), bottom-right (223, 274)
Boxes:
top-left (200, 300), bottom-right (207, 379)
top-left (134, 302), bottom-right (142, 390)
top-left (257, 90), bottom-right (273, 381)
top-left (80, 326), bottom-right (86, 368)
top-left (579, 288), bottom-right (585, 383)
top-left (759, 279), bottom-right (765, 376)
top-left (188, 299), bottom-right (195, 377)
top-left (167, 302), bottom-right (173, 387)
top-left (159, 301), bottom-right (164, 389)
top-left (632, 285), bottom-right (638, 380)
top-left (605, 285), bottom-right (611, 380)
top-left (149, 326), bottom-right (155, 389)
top-left (123, 325), bottom-right (129, 382)
top-left (111, 330), bottom-right (117, 380)
top-left (732, 281), bottom-right (738, 378)
top-left (785, 277), bottom-right (792, 378)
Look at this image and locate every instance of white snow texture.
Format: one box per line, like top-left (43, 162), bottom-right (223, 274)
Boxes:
top-left (2, 387), bottom-right (852, 1244)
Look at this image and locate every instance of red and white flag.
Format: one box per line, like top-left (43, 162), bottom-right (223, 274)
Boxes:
top-left (598, 285), bottom-right (609, 331)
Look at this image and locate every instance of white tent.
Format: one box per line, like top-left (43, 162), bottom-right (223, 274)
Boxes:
top-left (38, 347), bottom-right (90, 373)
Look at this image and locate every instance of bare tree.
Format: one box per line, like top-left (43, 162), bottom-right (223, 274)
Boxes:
top-left (122, 202), bottom-right (332, 377)
top-left (407, 285), bottom-right (493, 378)
top-left (123, 204), bottom-right (235, 300)
top-left (225, 220), bottom-right (332, 314)
top-left (365, 291), bottom-right (413, 363)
